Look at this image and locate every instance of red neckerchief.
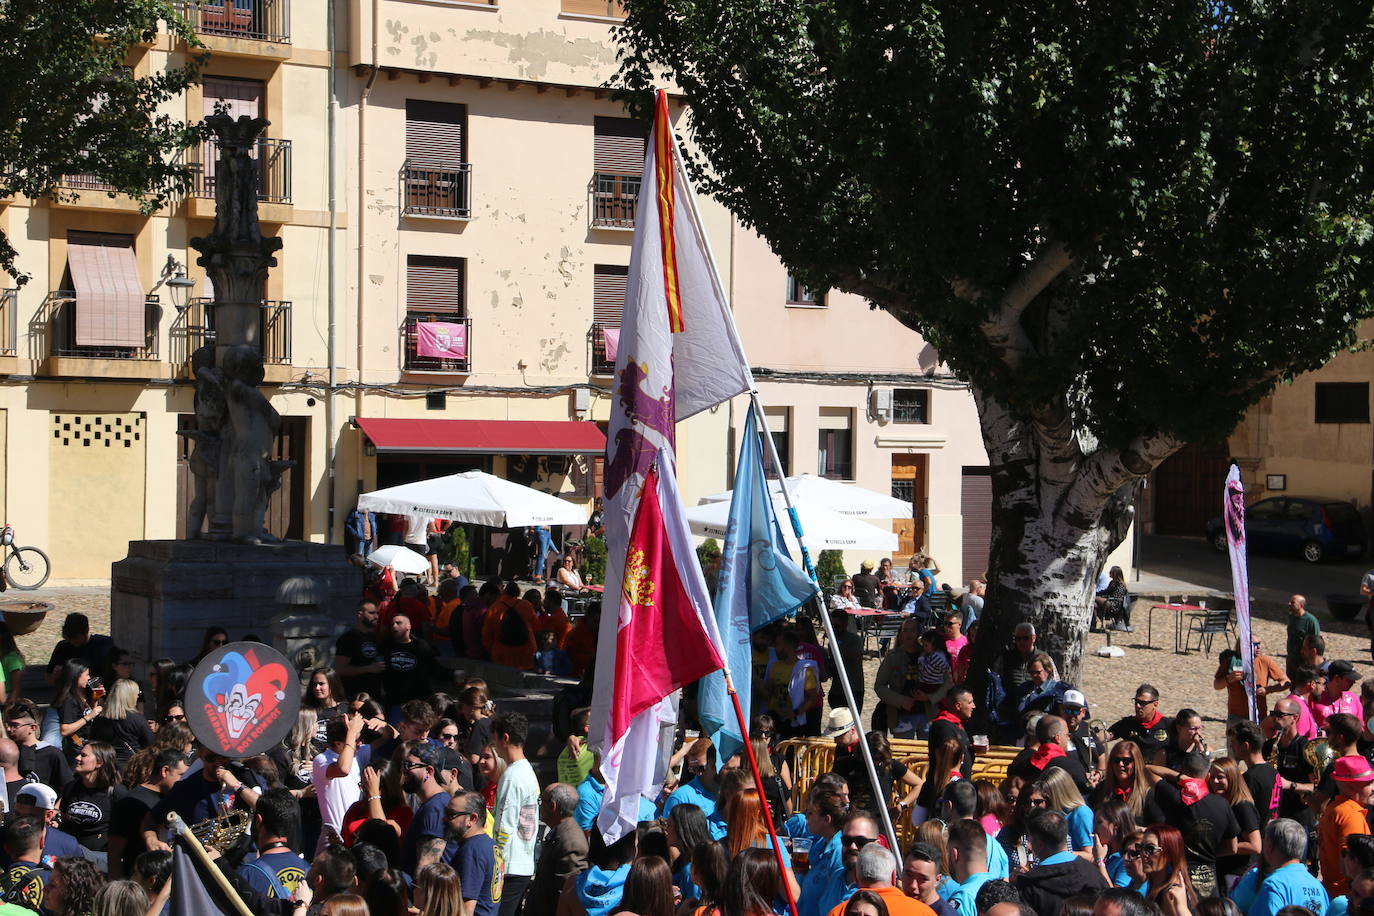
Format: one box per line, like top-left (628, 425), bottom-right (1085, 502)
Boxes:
top-left (1137, 711), bottom-right (1164, 730)
top-left (933, 710), bottom-right (962, 728)
top-left (1029, 743), bottom-right (1066, 770)
top-left (1179, 776), bottom-right (1210, 806)
top-left (1113, 785), bottom-right (1131, 800)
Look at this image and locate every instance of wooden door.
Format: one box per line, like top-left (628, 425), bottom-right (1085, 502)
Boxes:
top-left (890, 454), bottom-right (928, 563)
top-left (1152, 441), bottom-right (1231, 535)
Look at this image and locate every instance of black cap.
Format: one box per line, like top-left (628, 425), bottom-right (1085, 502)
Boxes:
top-left (1329, 660), bottom-right (1361, 680)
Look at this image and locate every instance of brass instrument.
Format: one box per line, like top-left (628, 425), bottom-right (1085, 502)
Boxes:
top-left (1304, 739), bottom-right (1334, 785)
top-left (189, 809), bottom-right (250, 853)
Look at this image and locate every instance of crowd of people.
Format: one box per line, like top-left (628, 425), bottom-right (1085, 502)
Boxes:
top-left (0, 545), bottom-right (1369, 916)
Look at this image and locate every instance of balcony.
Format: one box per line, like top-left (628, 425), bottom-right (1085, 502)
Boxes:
top-left (400, 160), bottom-right (472, 220)
top-left (589, 321), bottom-right (618, 376)
top-left (52, 170), bottom-right (147, 213)
top-left (0, 289), bottom-right (16, 373)
top-left (183, 137), bottom-right (292, 221)
top-left (180, 0), bottom-right (291, 48)
top-left (36, 291), bottom-right (164, 378)
top-left (402, 314), bottom-right (470, 373)
top-left (588, 172), bottom-right (640, 230)
top-left (171, 297), bottom-right (293, 375)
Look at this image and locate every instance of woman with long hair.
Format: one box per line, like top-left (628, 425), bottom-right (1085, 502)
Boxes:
top-left (458, 685), bottom-right (493, 767)
top-left (145, 658), bottom-right (176, 724)
top-left (364, 868), bottom-right (411, 916)
top-left (1090, 798), bottom-right (1139, 887)
top-left (1092, 740), bottom-right (1159, 818)
top-left (92, 879), bottom-right (148, 916)
top-left (415, 862), bottom-right (464, 916)
top-left (998, 779), bottom-right (1040, 874)
top-left (666, 804), bottom-right (712, 902)
top-left (842, 889), bottom-right (890, 916)
top-left (749, 736), bottom-right (790, 822)
top-left (974, 780), bottom-right (1011, 837)
top-left (477, 743), bottom-right (504, 811)
top-left (89, 679), bottom-right (154, 769)
top-left (1207, 756), bottom-right (1262, 884)
top-left (304, 667), bottom-right (348, 750)
top-left (191, 626), bottom-right (228, 666)
top-left (685, 841), bottom-right (726, 916)
top-left (617, 856), bottom-right (676, 916)
top-left (846, 731), bottom-right (921, 819)
top-left (0, 620), bottom-right (24, 705)
top-left (722, 789), bottom-right (799, 902)
top-left (719, 848), bottom-right (782, 916)
top-left (53, 658), bottom-right (99, 764)
top-left (342, 757), bottom-right (413, 843)
top-left (61, 741), bottom-right (126, 870)
top-left (320, 896), bottom-right (370, 916)
top-left (1142, 824), bottom-right (1200, 916)
top-left (46, 857), bottom-right (105, 916)
top-left (1119, 829), bottom-right (1151, 894)
top-left (913, 737), bottom-right (963, 823)
top-left (1033, 768), bottom-right (1093, 851)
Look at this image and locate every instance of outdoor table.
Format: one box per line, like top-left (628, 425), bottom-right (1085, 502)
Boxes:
top-left (845, 607), bottom-right (904, 656)
top-left (1149, 603), bottom-right (1209, 654)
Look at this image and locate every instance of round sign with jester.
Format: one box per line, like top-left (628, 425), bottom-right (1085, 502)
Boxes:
top-left (187, 642), bottom-right (299, 758)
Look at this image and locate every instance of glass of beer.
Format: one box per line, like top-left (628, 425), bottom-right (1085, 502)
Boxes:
top-left (792, 836), bottom-right (811, 874)
top-left (972, 734), bottom-right (990, 755)
top-left (89, 677), bottom-right (106, 704)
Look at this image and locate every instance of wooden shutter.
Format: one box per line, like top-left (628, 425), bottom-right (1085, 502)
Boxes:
top-left (407, 255), bottom-right (464, 315)
top-left (67, 231), bottom-right (144, 348)
top-left (406, 100), bottom-right (466, 163)
top-left (960, 468), bottom-right (994, 580)
top-left (593, 264), bottom-right (628, 325)
top-left (594, 117), bottom-right (647, 173)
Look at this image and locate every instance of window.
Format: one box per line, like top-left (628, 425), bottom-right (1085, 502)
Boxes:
top-left (403, 100), bottom-right (470, 218)
top-left (786, 273), bottom-right (825, 307)
top-left (1315, 382), bottom-right (1369, 424)
top-left (591, 117), bottom-right (647, 228)
top-left (591, 264), bottom-right (629, 374)
top-left (762, 407), bottom-right (790, 476)
top-left (892, 389), bottom-right (930, 424)
top-left (562, 0), bottom-right (626, 18)
top-left (62, 231), bottom-right (149, 354)
top-left (405, 255), bottom-right (468, 371)
top-left (817, 408), bottom-right (853, 480)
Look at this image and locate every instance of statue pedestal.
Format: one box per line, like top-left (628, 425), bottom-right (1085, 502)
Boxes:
top-left (111, 540), bottom-right (360, 666)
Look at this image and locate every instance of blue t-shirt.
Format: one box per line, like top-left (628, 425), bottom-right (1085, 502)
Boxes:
top-left (947, 871), bottom-right (995, 915)
top-left (798, 831), bottom-right (843, 916)
top-left (1065, 805), bottom-right (1094, 851)
top-left (451, 831), bottom-right (497, 916)
top-left (1248, 862), bottom-right (1329, 916)
top-left (1330, 896), bottom-right (1350, 916)
top-left (662, 777), bottom-right (717, 820)
top-left (404, 791), bottom-right (454, 874)
top-left (576, 863), bottom-right (632, 916)
top-left (673, 862), bottom-right (702, 902)
top-left (574, 776), bottom-right (655, 831)
top-left (237, 850), bottom-right (309, 899)
top-left (936, 875), bottom-right (958, 901)
top-left (40, 829), bottom-right (82, 868)
top-left (985, 832), bottom-right (1009, 879)
top-left (1105, 852), bottom-right (1130, 887)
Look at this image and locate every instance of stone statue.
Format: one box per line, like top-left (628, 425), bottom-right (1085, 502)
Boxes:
top-left (188, 114), bottom-right (293, 544)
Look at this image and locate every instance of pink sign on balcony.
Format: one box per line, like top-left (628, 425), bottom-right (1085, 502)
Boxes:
top-left (603, 327), bottom-right (621, 361)
top-left (416, 321), bottom-right (467, 359)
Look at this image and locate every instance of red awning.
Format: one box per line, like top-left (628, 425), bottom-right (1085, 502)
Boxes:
top-left (355, 417), bottom-right (606, 456)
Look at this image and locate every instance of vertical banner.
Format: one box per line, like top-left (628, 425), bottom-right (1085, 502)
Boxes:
top-left (1224, 465), bottom-right (1257, 721)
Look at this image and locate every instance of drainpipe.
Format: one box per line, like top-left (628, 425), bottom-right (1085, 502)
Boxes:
top-left (324, 0), bottom-right (340, 544)
top-left (355, 0), bottom-right (380, 490)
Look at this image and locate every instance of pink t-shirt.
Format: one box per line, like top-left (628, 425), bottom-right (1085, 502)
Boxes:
top-left (944, 634), bottom-right (970, 658)
top-left (1290, 693), bottom-right (1318, 740)
top-left (1313, 689), bottom-right (1362, 729)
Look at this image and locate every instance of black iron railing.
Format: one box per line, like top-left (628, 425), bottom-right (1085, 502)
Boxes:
top-left (173, 297), bottom-right (292, 365)
top-left (403, 314), bottom-right (471, 373)
top-left (0, 289), bottom-right (15, 356)
top-left (588, 172), bottom-right (640, 229)
top-left (181, 0), bottom-right (290, 43)
top-left (188, 137), bottom-right (292, 205)
top-left (589, 321), bottom-right (618, 375)
top-left (47, 291), bottom-right (160, 360)
top-left (55, 173), bottom-right (118, 192)
top-left (400, 160), bottom-right (472, 219)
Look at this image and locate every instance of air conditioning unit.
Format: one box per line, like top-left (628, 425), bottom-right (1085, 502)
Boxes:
top-left (573, 388), bottom-right (591, 418)
top-left (871, 388), bottom-right (893, 423)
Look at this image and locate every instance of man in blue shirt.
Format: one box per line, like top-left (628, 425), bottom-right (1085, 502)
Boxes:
top-left (1248, 818), bottom-right (1330, 916)
top-left (941, 781), bottom-right (1009, 880)
top-left (661, 739), bottom-right (720, 819)
top-left (447, 791), bottom-right (497, 916)
top-left (944, 819), bottom-right (995, 915)
top-left (237, 789), bottom-right (309, 899)
top-left (403, 742), bottom-right (454, 875)
top-left (576, 755), bottom-right (656, 832)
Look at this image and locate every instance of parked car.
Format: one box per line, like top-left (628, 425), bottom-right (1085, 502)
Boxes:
top-left (1206, 496), bottom-right (1366, 563)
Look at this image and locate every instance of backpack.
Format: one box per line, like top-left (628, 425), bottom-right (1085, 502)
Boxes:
top-left (499, 603), bottom-right (530, 647)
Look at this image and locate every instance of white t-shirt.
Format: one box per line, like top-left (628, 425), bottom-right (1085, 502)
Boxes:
top-left (312, 745), bottom-right (371, 846)
top-left (493, 757), bottom-right (540, 877)
top-left (405, 515), bottom-right (429, 547)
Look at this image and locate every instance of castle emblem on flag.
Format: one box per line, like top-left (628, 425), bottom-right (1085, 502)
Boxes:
top-left (623, 548), bottom-right (656, 606)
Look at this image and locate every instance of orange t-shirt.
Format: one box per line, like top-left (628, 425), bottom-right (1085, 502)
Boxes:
top-left (1219, 652), bottom-right (1286, 718)
top-left (1320, 795), bottom-right (1370, 896)
top-left (535, 607), bottom-right (572, 648)
top-left (826, 885), bottom-right (935, 916)
top-left (481, 596), bottom-right (539, 669)
top-left (565, 621), bottom-right (597, 677)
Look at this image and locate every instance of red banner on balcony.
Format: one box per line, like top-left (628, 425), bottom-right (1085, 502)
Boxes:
top-left (416, 321), bottom-right (467, 359)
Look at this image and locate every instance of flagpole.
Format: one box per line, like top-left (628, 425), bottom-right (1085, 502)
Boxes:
top-left (749, 394), bottom-right (902, 856)
top-left (167, 812), bottom-right (255, 916)
top-left (720, 669), bottom-right (801, 916)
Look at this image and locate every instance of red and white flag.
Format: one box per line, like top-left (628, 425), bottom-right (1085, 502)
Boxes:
top-left (590, 90), bottom-right (752, 841)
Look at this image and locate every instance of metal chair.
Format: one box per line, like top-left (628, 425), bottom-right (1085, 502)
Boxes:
top-left (1185, 608), bottom-right (1235, 654)
top-left (865, 614), bottom-right (905, 658)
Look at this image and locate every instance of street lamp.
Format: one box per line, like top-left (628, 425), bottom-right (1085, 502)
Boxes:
top-left (159, 254), bottom-right (197, 311)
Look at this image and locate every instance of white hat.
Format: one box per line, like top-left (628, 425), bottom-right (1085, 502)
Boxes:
top-left (821, 707), bottom-right (857, 738)
top-left (15, 783), bottom-right (56, 810)
top-left (1060, 689), bottom-right (1087, 709)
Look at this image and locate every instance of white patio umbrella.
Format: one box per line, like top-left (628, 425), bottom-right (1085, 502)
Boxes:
top-left (358, 470), bottom-right (588, 527)
top-left (365, 544), bottom-right (430, 575)
top-left (697, 472), bottom-right (913, 519)
top-left (685, 498), bottom-right (898, 552)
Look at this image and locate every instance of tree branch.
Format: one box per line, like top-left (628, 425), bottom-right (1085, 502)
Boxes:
top-left (977, 240), bottom-right (1074, 369)
top-left (1059, 432), bottom-right (1183, 534)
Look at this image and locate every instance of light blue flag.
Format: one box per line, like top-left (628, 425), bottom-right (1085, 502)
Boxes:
top-left (698, 408), bottom-right (817, 765)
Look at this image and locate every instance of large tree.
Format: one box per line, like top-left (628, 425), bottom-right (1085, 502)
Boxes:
top-left (612, 2), bottom-right (1374, 680)
top-left (0, 0), bottom-right (206, 280)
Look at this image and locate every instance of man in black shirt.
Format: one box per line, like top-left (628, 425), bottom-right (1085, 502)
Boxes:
top-left (332, 601), bottom-right (385, 699)
top-left (44, 613), bottom-right (113, 686)
top-left (1229, 719), bottom-right (1279, 823)
top-left (1143, 752), bottom-right (1239, 898)
top-left (1058, 690), bottom-right (1105, 777)
top-left (851, 561), bottom-right (881, 609)
top-left (4, 703), bottom-right (69, 790)
top-left (1164, 708), bottom-right (1210, 772)
top-left (108, 748), bottom-right (188, 879)
top-left (929, 685), bottom-right (976, 778)
top-left (1108, 684), bottom-right (1173, 764)
top-left (383, 613), bottom-right (442, 708)
top-left (1263, 697), bottom-right (1317, 825)
top-left (1011, 715), bottom-right (1090, 797)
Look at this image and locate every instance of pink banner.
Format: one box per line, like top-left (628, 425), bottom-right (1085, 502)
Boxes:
top-left (416, 321), bottom-right (467, 359)
top-left (1224, 465), bottom-right (1256, 721)
top-left (603, 327), bottom-right (621, 361)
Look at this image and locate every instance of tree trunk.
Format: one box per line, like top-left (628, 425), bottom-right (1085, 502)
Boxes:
top-left (966, 387), bottom-right (1142, 695)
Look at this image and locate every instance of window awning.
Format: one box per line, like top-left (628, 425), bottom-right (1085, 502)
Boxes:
top-left (356, 417), bottom-right (606, 456)
top-left (68, 232), bottom-right (145, 348)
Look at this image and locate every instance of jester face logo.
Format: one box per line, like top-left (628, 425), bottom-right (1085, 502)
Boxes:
top-left (199, 648), bottom-right (290, 754)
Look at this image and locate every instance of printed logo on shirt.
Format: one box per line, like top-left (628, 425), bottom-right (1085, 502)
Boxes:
top-left (65, 800), bottom-right (102, 824)
top-left (271, 866), bottom-right (307, 898)
top-left (388, 652), bottom-right (417, 672)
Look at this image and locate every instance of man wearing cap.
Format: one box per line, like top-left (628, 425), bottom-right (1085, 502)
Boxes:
top-left (1319, 756), bottom-right (1374, 897)
top-left (1057, 691), bottom-right (1104, 778)
top-left (1214, 636), bottom-right (1288, 725)
top-left (4, 784), bottom-right (82, 867)
top-left (851, 562), bottom-right (880, 609)
top-left (1315, 661), bottom-right (1363, 729)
